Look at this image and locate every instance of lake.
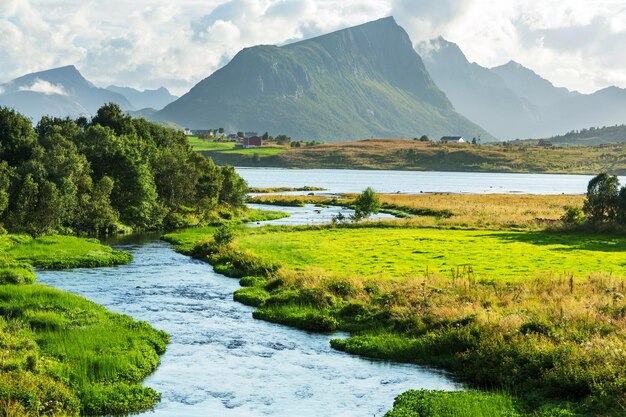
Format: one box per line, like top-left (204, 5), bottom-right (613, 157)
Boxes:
top-left (236, 167), bottom-right (617, 194)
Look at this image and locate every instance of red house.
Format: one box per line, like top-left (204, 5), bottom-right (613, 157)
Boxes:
top-left (243, 136), bottom-right (262, 148)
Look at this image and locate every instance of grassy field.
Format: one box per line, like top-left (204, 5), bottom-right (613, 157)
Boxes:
top-left (0, 234), bottom-right (170, 416)
top-left (199, 138), bottom-right (626, 174)
top-left (188, 137), bottom-right (288, 163)
top-left (248, 193), bottom-right (585, 230)
top-left (236, 227), bottom-right (624, 281)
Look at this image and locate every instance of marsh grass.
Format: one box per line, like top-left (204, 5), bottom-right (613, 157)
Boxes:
top-left (247, 193), bottom-right (585, 230)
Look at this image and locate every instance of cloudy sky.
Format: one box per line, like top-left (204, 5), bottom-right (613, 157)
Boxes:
top-left (1, 0), bottom-right (625, 95)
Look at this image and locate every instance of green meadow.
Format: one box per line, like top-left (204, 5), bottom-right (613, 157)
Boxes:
top-left (236, 228), bottom-right (625, 281)
top-left (188, 136), bottom-right (287, 156)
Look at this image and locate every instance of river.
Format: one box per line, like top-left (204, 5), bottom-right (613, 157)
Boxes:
top-left (236, 167), bottom-right (620, 194)
top-left (37, 206), bottom-right (458, 417)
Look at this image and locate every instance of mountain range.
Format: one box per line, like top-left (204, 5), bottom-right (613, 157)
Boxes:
top-left (0, 65), bottom-right (176, 122)
top-left (155, 17), bottom-right (493, 142)
top-left (1, 17), bottom-right (626, 142)
top-left (418, 37), bottom-right (626, 139)
top-left (106, 85), bottom-right (178, 111)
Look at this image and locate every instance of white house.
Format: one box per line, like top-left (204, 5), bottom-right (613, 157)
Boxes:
top-left (440, 136), bottom-right (465, 143)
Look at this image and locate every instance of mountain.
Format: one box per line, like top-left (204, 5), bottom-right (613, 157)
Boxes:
top-left (419, 38), bottom-right (626, 140)
top-left (106, 85), bottom-right (177, 110)
top-left (491, 61), bottom-right (579, 107)
top-left (417, 37), bottom-right (540, 139)
top-left (155, 17), bottom-right (493, 142)
top-left (0, 65), bottom-right (132, 122)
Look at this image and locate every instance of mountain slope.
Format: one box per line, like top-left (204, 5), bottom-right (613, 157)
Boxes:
top-left (491, 61), bottom-right (579, 107)
top-left (417, 37), bottom-right (540, 139)
top-left (106, 85), bottom-right (177, 110)
top-left (0, 66), bottom-right (131, 121)
top-left (156, 17), bottom-right (493, 142)
top-left (420, 38), bottom-right (626, 140)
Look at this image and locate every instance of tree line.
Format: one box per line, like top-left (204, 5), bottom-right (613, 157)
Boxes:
top-left (0, 103), bottom-right (248, 236)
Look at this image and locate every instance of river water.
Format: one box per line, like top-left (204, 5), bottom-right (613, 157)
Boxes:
top-left (236, 167), bottom-right (620, 195)
top-left (37, 205), bottom-right (458, 417)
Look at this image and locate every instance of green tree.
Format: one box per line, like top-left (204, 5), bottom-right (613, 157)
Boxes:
top-left (353, 187), bottom-right (381, 221)
top-left (275, 134), bottom-right (291, 145)
top-left (0, 107), bottom-right (37, 166)
top-left (76, 176), bottom-right (119, 234)
top-left (0, 161), bottom-right (12, 218)
top-left (583, 173), bottom-right (620, 221)
top-left (91, 103), bottom-right (135, 136)
top-left (617, 186), bottom-right (626, 224)
top-left (219, 166), bottom-right (248, 207)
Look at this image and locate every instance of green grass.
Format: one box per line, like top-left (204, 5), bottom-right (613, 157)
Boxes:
top-left (188, 136), bottom-right (288, 162)
top-left (161, 208), bottom-right (289, 253)
top-left (385, 390), bottom-right (527, 417)
top-left (5, 234), bottom-right (132, 269)
top-left (0, 285), bottom-right (169, 416)
top-left (187, 137), bottom-right (237, 152)
top-left (236, 228), bottom-right (625, 281)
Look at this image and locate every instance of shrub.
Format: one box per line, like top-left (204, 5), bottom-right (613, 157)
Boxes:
top-left (560, 206), bottom-right (586, 224)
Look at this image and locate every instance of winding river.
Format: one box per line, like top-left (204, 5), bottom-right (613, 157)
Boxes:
top-left (37, 205), bottom-right (458, 417)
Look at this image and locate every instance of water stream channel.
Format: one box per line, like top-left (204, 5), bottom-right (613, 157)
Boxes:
top-left (37, 204), bottom-right (458, 417)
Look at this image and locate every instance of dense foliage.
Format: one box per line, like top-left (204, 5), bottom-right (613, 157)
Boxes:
top-left (0, 104), bottom-right (248, 236)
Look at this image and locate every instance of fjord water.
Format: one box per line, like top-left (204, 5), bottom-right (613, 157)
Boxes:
top-left (237, 168), bottom-right (614, 194)
top-left (37, 207), bottom-right (457, 417)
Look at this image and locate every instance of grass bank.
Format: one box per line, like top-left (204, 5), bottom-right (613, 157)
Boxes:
top-left (198, 138), bottom-right (626, 175)
top-left (167, 221), bottom-right (626, 416)
top-left (0, 233), bottom-right (170, 416)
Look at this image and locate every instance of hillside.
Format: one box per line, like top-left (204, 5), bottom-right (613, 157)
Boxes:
top-left (198, 138), bottom-right (626, 174)
top-left (155, 17), bottom-right (493, 142)
top-left (543, 125), bottom-right (626, 145)
top-left (0, 66), bottom-right (132, 121)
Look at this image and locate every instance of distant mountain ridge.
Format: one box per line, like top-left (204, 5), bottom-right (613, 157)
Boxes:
top-left (155, 17), bottom-right (493, 142)
top-left (106, 85), bottom-right (177, 110)
top-left (419, 37), bottom-right (626, 140)
top-left (0, 65), bottom-right (132, 121)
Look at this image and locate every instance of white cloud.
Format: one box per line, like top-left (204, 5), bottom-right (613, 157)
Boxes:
top-left (0, 86), bottom-right (4, 95)
top-left (0, 0), bottom-right (624, 95)
top-left (18, 78), bottom-right (69, 95)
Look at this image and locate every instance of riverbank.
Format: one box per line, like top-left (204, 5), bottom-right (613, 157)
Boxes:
top-left (200, 138), bottom-right (626, 175)
top-left (162, 194), bottom-right (626, 417)
top-left (0, 234), bottom-right (169, 416)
